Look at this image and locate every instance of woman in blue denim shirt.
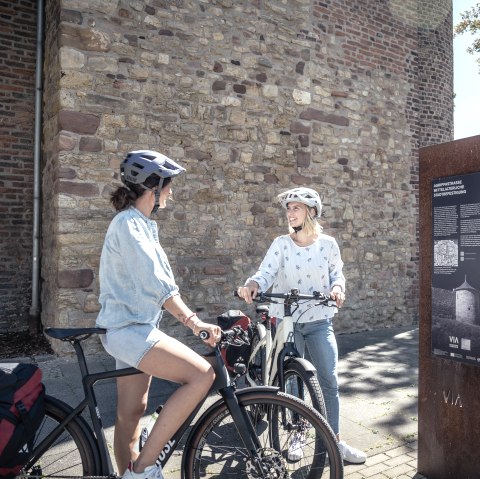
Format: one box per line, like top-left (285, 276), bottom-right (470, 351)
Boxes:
top-left (96, 151), bottom-right (221, 479)
top-left (237, 187), bottom-right (366, 465)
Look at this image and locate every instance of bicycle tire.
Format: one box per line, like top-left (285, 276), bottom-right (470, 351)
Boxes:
top-left (18, 395), bottom-right (100, 478)
top-left (277, 360), bottom-right (328, 419)
top-left (184, 388), bottom-right (343, 479)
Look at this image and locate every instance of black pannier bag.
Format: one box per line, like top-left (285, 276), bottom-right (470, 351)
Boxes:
top-left (217, 310), bottom-right (253, 376)
top-left (0, 363), bottom-right (45, 478)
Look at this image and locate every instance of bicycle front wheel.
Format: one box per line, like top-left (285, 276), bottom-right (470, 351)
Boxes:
top-left (279, 360), bottom-right (327, 419)
top-left (184, 388), bottom-right (343, 479)
top-left (18, 395), bottom-right (100, 478)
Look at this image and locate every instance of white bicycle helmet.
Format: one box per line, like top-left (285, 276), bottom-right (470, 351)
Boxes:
top-left (120, 150), bottom-right (185, 189)
top-left (277, 187), bottom-right (322, 219)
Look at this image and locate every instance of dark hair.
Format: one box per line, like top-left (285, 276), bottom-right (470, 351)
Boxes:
top-left (110, 176), bottom-right (172, 212)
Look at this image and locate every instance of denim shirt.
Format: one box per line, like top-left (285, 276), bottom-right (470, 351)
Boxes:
top-left (96, 207), bottom-right (179, 329)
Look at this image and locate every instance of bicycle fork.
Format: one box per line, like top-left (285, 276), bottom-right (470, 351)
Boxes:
top-left (221, 386), bottom-right (273, 477)
top-left (223, 386), bottom-right (260, 447)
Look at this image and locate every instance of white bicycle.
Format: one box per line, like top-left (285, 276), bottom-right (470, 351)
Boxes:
top-left (235, 289), bottom-right (336, 422)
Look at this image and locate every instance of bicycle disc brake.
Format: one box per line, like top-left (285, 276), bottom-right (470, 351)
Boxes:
top-left (245, 447), bottom-right (288, 479)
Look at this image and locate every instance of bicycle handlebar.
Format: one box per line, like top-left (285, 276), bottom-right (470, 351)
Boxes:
top-left (234, 288), bottom-right (331, 305)
top-left (200, 326), bottom-right (250, 348)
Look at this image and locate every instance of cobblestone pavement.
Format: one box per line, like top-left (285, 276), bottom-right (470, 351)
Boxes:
top-left (338, 326), bottom-right (420, 479)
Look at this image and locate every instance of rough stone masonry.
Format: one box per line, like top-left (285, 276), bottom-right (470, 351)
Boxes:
top-left (2, 0), bottom-right (454, 354)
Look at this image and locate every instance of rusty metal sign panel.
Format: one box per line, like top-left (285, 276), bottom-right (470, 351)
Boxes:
top-left (419, 136), bottom-right (480, 479)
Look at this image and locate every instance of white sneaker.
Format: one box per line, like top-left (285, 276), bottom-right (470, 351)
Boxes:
top-left (338, 440), bottom-right (367, 464)
top-left (288, 432), bottom-right (306, 461)
top-left (122, 461), bottom-right (165, 479)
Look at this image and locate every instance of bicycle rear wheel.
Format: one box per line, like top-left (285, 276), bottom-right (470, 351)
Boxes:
top-left (184, 389), bottom-right (343, 479)
top-left (18, 395), bottom-right (100, 478)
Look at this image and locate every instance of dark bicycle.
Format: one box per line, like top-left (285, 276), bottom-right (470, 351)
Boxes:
top-left (16, 326), bottom-right (343, 479)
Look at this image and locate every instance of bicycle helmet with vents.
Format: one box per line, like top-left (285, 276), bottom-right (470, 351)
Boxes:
top-left (277, 187), bottom-right (322, 219)
top-left (120, 150), bottom-right (185, 189)
top-left (120, 150), bottom-right (185, 214)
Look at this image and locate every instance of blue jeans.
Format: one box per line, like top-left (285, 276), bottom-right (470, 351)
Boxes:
top-left (294, 319), bottom-right (339, 435)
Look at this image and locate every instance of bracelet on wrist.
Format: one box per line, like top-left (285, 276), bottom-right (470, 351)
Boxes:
top-left (188, 315), bottom-right (201, 335)
top-left (181, 313), bottom-right (197, 326)
top-left (188, 318), bottom-right (200, 331)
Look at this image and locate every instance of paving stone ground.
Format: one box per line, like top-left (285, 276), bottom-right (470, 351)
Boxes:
top-left (337, 326), bottom-right (420, 478)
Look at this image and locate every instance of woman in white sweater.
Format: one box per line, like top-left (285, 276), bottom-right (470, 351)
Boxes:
top-left (237, 187), bottom-right (366, 464)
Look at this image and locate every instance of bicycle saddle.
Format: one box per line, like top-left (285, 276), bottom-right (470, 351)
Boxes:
top-left (45, 327), bottom-right (106, 341)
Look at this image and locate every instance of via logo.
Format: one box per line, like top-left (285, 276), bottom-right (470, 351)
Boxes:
top-left (449, 336), bottom-right (459, 344)
top-left (443, 390), bottom-right (463, 408)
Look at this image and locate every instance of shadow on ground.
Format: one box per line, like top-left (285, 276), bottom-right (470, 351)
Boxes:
top-left (336, 326), bottom-right (419, 455)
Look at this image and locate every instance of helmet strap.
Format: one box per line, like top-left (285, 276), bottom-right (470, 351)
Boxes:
top-left (151, 188), bottom-right (160, 215)
top-left (293, 207), bottom-right (314, 233)
top-left (150, 178), bottom-right (165, 215)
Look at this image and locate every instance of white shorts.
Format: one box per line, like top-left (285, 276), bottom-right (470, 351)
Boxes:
top-left (100, 323), bottom-right (165, 369)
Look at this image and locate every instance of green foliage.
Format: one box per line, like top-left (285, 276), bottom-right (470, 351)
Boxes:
top-left (454, 3), bottom-right (480, 71)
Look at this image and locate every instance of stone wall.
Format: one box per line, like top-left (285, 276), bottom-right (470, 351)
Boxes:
top-left (3, 0), bottom-right (454, 354)
top-left (0, 1), bottom-right (37, 332)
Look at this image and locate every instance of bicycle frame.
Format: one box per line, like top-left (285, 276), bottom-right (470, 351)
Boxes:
top-left (244, 289), bottom-right (335, 392)
top-left (247, 316), bottom-right (300, 388)
top-left (246, 311), bottom-right (315, 390)
top-left (35, 328), bottom-right (265, 478)
top-left (156, 348), bottom-right (264, 474)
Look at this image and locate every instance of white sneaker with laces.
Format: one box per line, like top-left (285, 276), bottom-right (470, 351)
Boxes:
top-left (288, 432), bottom-right (306, 461)
top-left (122, 461), bottom-right (165, 479)
top-left (338, 440), bottom-right (367, 464)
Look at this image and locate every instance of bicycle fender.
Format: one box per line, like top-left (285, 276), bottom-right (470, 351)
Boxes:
top-left (285, 356), bottom-right (317, 373)
top-left (235, 385), bottom-right (279, 395)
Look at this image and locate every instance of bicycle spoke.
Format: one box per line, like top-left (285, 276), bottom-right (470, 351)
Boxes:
top-left (19, 397), bottom-right (99, 478)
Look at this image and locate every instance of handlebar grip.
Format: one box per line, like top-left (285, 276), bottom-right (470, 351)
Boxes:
top-left (234, 289), bottom-right (261, 301)
top-left (199, 330), bottom-right (210, 340)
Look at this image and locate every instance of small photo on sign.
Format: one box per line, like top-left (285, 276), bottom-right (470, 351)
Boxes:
top-left (434, 239), bottom-right (458, 267)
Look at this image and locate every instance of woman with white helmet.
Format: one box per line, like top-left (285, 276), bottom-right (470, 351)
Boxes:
top-left (96, 150), bottom-right (222, 479)
top-left (237, 186), bottom-right (366, 464)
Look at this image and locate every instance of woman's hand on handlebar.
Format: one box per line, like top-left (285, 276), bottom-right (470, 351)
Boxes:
top-left (195, 321), bottom-right (221, 347)
top-left (236, 281), bottom-right (259, 304)
top-left (330, 286), bottom-right (345, 308)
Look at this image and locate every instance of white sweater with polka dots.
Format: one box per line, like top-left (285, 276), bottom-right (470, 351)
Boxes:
top-left (246, 234), bottom-right (345, 323)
